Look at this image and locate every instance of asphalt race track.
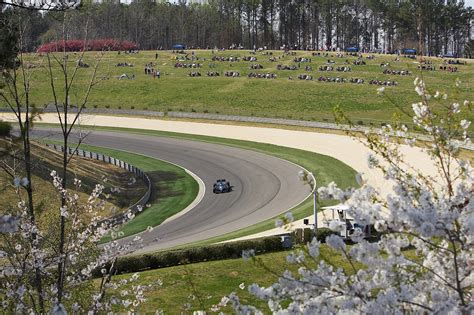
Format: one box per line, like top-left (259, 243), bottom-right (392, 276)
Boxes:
top-left (32, 128), bottom-right (310, 252)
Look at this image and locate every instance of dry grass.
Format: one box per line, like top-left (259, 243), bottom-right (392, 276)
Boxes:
top-left (0, 138), bottom-right (147, 220)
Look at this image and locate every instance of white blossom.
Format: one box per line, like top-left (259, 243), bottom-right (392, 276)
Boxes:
top-left (229, 80), bottom-right (473, 314)
top-left (460, 120), bottom-right (471, 130)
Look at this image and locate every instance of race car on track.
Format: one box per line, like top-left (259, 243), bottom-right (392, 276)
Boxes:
top-left (213, 179), bottom-right (232, 194)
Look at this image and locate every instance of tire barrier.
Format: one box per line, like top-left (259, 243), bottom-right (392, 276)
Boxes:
top-left (45, 143), bottom-right (152, 227)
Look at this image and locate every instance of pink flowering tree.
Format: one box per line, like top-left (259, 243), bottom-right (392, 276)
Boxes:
top-left (224, 79), bottom-right (472, 313)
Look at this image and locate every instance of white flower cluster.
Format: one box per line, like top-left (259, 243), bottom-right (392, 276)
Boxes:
top-left (227, 80), bottom-right (473, 313)
top-left (1, 172), bottom-right (147, 313)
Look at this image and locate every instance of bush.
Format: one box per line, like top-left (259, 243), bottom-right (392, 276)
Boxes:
top-left (130, 106), bottom-right (135, 110)
top-left (96, 236), bottom-right (285, 276)
top-left (37, 39), bottom-right (138, 53)
top-left (315, 228), bottom-right (338, 242)
top-left (0, 121), bottom-right (12, 137)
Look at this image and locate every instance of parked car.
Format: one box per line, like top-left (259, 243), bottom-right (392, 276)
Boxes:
top-left (213, 179), bottom-right (232, 194)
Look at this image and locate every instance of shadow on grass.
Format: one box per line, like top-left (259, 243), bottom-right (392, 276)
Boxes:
top-left (147, 170), bottom-right (186, 202)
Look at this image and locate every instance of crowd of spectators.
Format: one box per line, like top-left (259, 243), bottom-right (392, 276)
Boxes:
top-left (383, 69), bottom-right (411, 75)
top-left (298, 74), bottom-right (313, 80)
top-left (116, 62), bottom-right (133, 67)
top-left (319, 65), bottom-right (334, 71)
top-left (242, 56), bottom-right (258, 61)
top-left (248, 72), bottom-right (277, 79)
top-left (417, 64), bottom-right (435, 71)
top-left (212, 56), bottom-right (240, 62)
top-left (444, 59), bottom-right (465, 65)
top-left (277, 64), bottom-right (297, 70)
top-left (317, 76), bottom-right (346, 83)
top-left (250, 64), bottom-right (263, 69)
top-left (353, 59), bottom-right (366, 65)
top-left (224, 71), bottom-right (240, 77)
top-left (175, 62), bottom-right (202, 68)
top-left (336, 66), bottom-right (351, 72)
top-left (439, 65), bottom-right (459, 72)
top-left (369, 79), bottom-right (398, 86)
top-left (294, 57), bottom-right (311, 62)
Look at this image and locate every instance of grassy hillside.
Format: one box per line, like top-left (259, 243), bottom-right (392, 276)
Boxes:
top-left (17, 50), bottom-right (474, 126)
top-left (0, 138), bottom-right (147, 220)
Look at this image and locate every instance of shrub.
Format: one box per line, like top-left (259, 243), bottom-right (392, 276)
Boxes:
top-left (315, 227), bottom-right (338, 242)
top-left (37, 39), bottom-right (138, 53)
top-left (0, 121), bottom-right (12, 137)
top-left (105, 105), bottom-right (110, 109)
top-left (100, 236), bottom-right (285, 275)
top-left (93, 105), bottom-right (98, 109)
top-left (130, 106), bottom-right (135, 110)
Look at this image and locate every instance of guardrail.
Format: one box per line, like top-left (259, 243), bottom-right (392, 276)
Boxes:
top-left (45, 143), bottom-right (152, 227)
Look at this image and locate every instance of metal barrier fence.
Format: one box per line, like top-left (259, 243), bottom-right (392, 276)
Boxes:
top-left (45, 143), bottom-right (152, 227)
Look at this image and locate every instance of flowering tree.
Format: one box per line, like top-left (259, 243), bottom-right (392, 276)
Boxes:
top-left (0, 170), bottom-right (145, 313)
top-left (0, 5), bottom-right (147, 313)
top-left (224, 79), bottom-right (472, 313)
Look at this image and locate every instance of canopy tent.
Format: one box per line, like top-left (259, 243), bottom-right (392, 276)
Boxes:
top-left (346, 46), bottom-right (359, 52)
top-left (173, 44), bottom-right (186, 50)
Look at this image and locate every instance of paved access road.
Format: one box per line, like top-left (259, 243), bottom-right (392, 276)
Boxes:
top-left (33, 128), bottom-right (310, 252)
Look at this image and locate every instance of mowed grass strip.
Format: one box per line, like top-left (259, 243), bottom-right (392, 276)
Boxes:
top-left (45, 142), bottom-right (199, 241)
top-left (19, 50), bottom-right (473, 126)
top-left (40, 125), bottom-right (357, 245)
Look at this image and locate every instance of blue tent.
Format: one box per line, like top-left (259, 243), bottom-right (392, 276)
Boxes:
top-left (173, 44), bottom-right (186, 50)
top-left (346, 46), bottom-right (359, 52)
top-left (403, 48), bottom-right (416, 55)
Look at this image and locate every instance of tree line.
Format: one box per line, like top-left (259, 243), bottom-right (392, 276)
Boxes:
top-left (1, 0), bottom-right (473, 57)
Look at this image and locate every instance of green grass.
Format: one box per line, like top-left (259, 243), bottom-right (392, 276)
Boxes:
top-left (39, 124), bottom-right (357, 245)
top-left (106, 244), bottom-right (363, 313)
top-left (16, 50), bottom-right (473, 127)
top-left (48, 142), bottom-right (199, 241)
